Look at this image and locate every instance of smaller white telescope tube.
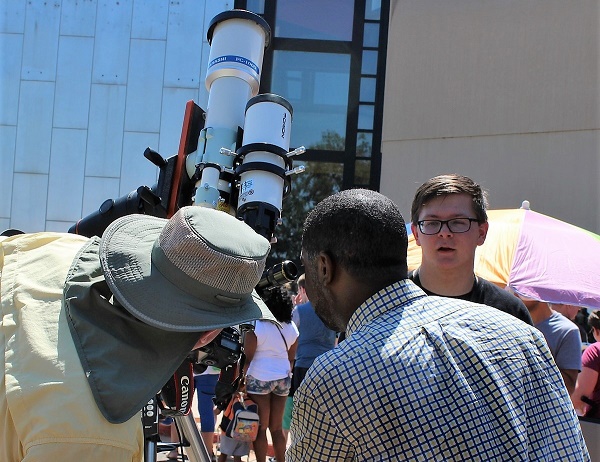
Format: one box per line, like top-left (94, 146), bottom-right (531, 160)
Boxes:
top-left (237, 94), bottom-right (293, 213)
top-left (235, 94), bottom-right (296, 240)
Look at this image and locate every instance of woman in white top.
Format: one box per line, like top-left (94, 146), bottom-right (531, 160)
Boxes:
top-left (244, 287), bottom-right (299, 462)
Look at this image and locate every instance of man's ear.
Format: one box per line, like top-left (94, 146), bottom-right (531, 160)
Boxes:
top-left (317, 251), bottom-right (336, 285)
top-left (477, 221), bottom-right (489, 246)
top-left (411, 223), bottom-right (422, 246)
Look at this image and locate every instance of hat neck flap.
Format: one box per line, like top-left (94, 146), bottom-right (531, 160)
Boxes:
top-left (64, 238), bottom-right (201, 423)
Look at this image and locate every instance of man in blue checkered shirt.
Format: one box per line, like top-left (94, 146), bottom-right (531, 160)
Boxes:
top-left (286, 188), bottom-right (589, 461)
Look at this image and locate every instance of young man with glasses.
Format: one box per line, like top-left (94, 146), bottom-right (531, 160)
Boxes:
top-left (410, 174), bottom-right (532, 324)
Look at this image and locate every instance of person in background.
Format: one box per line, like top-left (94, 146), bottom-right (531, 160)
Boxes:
top-left (244, 287), bottom-right (299, 462)
top-left (287, 188), bottom-right (588, 461)
top-left (282, 274), bottom-right (337, 445)
top-left (525, 301), bottom-right (582, 394)
top-left (291, 274), bottom-right (338, 394)
top-left (293, 274), bottom-right (309, 306)
top-left (409, 174), bottom-right (532, 325)
top-left (573, 311), bottom-right (600, 417)
top-left (553, 303), bottom-right (592, 344)
top-left (194, 367), bottom-right (220, 460)
top-left (281, 275), bottom-right (307, 444)
top-left (576, 308), bottom-right (594, 343)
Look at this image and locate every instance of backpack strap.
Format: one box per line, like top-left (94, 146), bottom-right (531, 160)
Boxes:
top-left (276, 325), bottom-right (289, 351)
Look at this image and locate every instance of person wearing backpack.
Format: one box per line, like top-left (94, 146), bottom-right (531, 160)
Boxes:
top-left (217, 392), bottom-right (254, 462)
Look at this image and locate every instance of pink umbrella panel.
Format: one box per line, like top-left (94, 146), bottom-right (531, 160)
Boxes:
top-left (406, 208), bottom-right (600, 310)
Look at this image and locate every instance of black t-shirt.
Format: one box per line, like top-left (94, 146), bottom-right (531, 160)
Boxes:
top-left (409, 270), bottom-right (533, 325)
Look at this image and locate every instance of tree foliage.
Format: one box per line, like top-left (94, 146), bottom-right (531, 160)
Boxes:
top-left (267, 129), bottom-right (372, 269)
top-left (268, 130), bottom-right (345, 268)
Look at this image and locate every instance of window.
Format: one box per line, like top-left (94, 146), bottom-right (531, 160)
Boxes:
top-left (274, 0), bottom-right (354, 40)
top-left (271, 51), bottom-right (350, 149)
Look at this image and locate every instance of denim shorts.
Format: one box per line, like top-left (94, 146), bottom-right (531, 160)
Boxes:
top-left (246, 375), bottom-right (291, 396)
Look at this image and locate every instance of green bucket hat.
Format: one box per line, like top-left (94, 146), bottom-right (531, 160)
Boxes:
top-left (99, 206), bottom-right (275, 331)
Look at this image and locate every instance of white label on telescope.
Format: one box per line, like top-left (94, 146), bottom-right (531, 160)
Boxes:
top-left (208, 55), bottom-right (260, 76)
top-left (239, 179), bottom-right (254, 203)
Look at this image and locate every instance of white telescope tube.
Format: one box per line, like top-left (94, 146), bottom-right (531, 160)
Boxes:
top-left (235, 94), bottom-right (299, 241)
top-left (237, 94), bottom-right (293, 214)
top-left (193, 10), bottom-right (270, 211)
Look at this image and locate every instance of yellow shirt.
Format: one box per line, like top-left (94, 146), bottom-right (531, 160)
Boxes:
top-left (0, 232), bottom-right (143, 461)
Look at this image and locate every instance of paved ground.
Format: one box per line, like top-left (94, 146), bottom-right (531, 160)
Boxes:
top-left (155, 429), bottom-right (266, 462)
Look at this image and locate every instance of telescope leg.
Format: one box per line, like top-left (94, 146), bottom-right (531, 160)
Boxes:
top-left (173, 413), bottom-right (214, 462)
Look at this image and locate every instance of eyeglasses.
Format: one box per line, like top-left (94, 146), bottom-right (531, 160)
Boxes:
top-left (417, 218), bottom-right (479, 235)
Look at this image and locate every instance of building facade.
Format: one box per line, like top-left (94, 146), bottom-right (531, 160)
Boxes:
top-left (381, 0), bottom-right (600, 232)
top-left (1, 0), bottom-right (599, 257)
top-left (1, 0), bottom-right (387, 265)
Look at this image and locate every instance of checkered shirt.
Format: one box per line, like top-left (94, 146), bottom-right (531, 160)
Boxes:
top-left (287, 280), bottom-right (589, 461)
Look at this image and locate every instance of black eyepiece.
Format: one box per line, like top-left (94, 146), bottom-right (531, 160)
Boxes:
top-left (256, 260), bottom-right (298, 291)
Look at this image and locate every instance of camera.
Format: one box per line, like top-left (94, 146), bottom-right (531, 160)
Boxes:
top-left (190, 326), bottom-right (242, 374)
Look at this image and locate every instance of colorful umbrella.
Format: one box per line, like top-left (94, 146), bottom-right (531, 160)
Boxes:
top-left (407, 204), bottom-right (600, 309)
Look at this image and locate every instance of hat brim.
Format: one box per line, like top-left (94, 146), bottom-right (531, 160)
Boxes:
top-left (99, 213), bottom-right (276, 332)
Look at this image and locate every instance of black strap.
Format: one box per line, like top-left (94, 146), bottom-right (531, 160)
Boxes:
top-left (158, 358), bottom-right (194, 417)
top-left (276, 326), bottom-right (289, 351)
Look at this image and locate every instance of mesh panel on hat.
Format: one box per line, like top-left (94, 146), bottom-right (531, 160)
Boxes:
top-left (158, 210), bottom-right (265, 294)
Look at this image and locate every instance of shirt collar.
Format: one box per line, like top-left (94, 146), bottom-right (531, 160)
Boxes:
top-left (346, 279), bottom-right (426, 336)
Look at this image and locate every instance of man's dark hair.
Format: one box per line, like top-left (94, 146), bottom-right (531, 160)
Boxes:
top-left (302, 189), bottom-right (408, 284)
top-left (588, 310), bottom-right (600, 331)
top-left (261, 287), bottom-right (294, 323)
top-left (410, 174), bottom-right (489, 224)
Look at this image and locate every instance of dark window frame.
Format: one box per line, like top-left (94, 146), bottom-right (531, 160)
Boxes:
top-left (234, 0), bottom-right (388, 191)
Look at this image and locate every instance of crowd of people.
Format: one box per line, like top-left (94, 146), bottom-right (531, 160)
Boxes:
top-left (158, 272), bottom-right (335, 461)
top-left (158, 174), bottom-right (598, 461)
top-left (1, 173), bottom-right (598, 461)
